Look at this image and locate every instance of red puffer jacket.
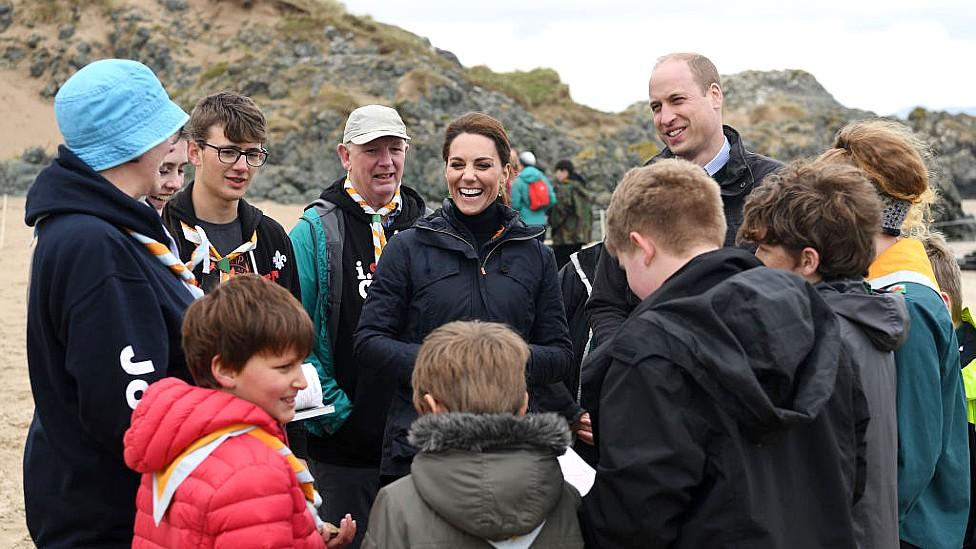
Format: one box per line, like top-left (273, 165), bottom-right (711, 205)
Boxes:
top-left (124, 377), bottom-right (324, 548)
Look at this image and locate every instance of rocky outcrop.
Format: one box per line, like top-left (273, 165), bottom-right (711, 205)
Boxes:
top-left (0, 0), bottom-right (973, 237)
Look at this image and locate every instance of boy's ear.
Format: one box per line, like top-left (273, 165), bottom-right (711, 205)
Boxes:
top-left (797, 247), bottom-right (821, 279)
top-left (939, 290), bottom-right (952, 312)
top-left (629, 231), bottom-right (657, 266)
top-left (423, 393), bottom-right (447, 414)
top-left (187, 140), bottom-right (203, 168)
top-left (211, 355), bottom-right (237, 389)
top-left (517, 391), bottom-right (529, 417)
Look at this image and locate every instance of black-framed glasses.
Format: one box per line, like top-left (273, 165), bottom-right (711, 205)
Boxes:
top-left (200, 142), bottom-right (269, 167)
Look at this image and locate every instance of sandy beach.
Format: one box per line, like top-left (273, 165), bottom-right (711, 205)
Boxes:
top-left (0, 197), bottom-right (303, 547)
top-left (2, 196), bottom-right (976, 546)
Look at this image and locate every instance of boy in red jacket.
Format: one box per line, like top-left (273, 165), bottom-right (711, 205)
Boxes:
top-left (124, 274), bottom-right (355, 548)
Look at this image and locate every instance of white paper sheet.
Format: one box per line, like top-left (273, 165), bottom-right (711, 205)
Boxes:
top-left (558, 447), bottom-right (596, 496)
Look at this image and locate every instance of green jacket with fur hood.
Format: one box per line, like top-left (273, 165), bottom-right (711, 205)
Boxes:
top-left (362, 412), bottom-right (583, 548)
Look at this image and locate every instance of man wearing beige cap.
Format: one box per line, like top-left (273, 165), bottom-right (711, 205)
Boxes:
top-left (289, 104), bottom-right (429, 549)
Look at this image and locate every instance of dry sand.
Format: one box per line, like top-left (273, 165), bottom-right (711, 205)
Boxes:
top-left (2, 197), bottom-right (976, 545)
top-left (0, 198), bottom-right (302, 547)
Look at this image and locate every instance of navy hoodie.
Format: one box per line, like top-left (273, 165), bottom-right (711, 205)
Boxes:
top-left (23, 146), bottom-right (195, 548)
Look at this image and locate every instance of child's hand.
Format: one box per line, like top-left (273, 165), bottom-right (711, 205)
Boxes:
top-left (321, 514), bottom-right (356, 548)
top-left (573, 413), bottom-right (594, 445)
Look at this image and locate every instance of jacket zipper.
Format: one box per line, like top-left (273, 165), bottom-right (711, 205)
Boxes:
top-left (480, 230), bottom-right (545, 275)
top-left (418, 225), bottom-right (544, 276)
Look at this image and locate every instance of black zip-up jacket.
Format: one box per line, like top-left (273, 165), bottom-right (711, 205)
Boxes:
top-left (581, 248), bottom-right (867, 549)
top-left (24, 147), bottom-right (196, 548)
top-left (354, 199), bottom-right (573, 479)
top-left (161, 181), bottom-right (301, 299)
top-left (586, 125), bottom-right (782, 344)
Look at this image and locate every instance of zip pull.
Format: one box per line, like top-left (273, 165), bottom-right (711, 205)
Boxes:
top-left (480, 265), bottom-right (487, 275)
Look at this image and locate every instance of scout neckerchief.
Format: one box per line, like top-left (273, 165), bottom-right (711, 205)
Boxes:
top-left (344, 176), bottom-right (402, 265)
top-left (866, 237), bottom-right (940, 293)
top-left (126, 229), bottom-right (204, 299)
top-left (180, 221), bottom-right (258, 283)
top-left (152, 423), bottom-right (323, 528)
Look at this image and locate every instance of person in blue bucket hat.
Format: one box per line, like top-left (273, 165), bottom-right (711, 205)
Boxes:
top-left (23, 58), bottom-right (199, 548)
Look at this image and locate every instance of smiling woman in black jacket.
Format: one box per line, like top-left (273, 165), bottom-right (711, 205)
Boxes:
top-left (354, 112), bottom-right (573, 483)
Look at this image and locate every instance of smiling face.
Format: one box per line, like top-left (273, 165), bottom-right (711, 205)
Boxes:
top-left (338, 136), bottom-right (407, 209)
top-left (188, 124), bottom-right (262, 205)
top-left (445, 132), bottom-right (510, 216)
top-left (149, 139), bottom-right (188, 212)
top-left (649, 59), bottom-right (725, 167)
top-left (218, 348), bottom-right (308, 424)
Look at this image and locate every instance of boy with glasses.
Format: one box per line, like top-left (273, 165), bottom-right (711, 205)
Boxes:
top-left (162, 91), bottom-right (300, 298)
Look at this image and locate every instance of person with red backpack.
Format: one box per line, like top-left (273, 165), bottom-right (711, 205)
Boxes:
top-left (510, 150), bottom-right (556, 225)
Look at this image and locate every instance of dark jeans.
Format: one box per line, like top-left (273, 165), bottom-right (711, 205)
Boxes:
top-left (309, 460), bottom-right (380, 549)
top-left (900, 542), bottom-right (922, 549)
top-left (553, 243), bottom-right (583, 270)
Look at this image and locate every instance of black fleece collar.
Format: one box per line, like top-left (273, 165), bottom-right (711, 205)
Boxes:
top-left (166, 181), bottom-right (263, 235)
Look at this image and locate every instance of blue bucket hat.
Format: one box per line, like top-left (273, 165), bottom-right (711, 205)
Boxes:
top-left (54, 59), bottom-right (189, 172)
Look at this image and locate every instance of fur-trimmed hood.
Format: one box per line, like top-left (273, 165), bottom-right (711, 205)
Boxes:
top-left (408, 412), bottom-right (571, 454)
top-left (406, 412), bottom-right (575, 541)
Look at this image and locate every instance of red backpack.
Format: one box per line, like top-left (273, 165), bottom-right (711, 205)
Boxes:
top-left (528, 178), bottom-right (551, 211)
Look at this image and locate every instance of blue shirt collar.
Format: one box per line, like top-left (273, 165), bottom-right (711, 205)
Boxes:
top-left (703, 136), bottom-right (731, 176)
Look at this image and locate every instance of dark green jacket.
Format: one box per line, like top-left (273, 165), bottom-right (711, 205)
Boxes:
top-left (362, 413), bottom-right (583, 548)
top-left (550, 174), bottom-right (592, 246)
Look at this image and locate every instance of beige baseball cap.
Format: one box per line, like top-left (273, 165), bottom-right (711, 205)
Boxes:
top-left (342, 104), bottom-right (411, 145)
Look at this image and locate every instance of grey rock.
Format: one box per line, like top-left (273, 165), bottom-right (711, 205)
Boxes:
top-left (157, 0), bottom-right (188, 11)
top-left (40, 81), bottom-right (59, 98)
top-left (268, 80), bottom-right (288, 100)
top-left (0, 3), bottom-right (12, 34)
top-left (26, 33), bottom-right (41, 49)
top-left (2, 46), bottom-right (24, 66)
top-left (0, 159), bottom-right (45, 195)
top-left (57, 24), bottom-right (75, 40)
top-left (21, 146), bottom-right (48, 164)
top-left (241, 79), bottom-right (270, 97)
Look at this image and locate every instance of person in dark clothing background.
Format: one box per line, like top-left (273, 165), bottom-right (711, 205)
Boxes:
top-left (354, 112), bottom-right (572, 485)
top-left (580, 160), bottom-right (866, 549)
top-left (549, 159), bottom-right (593, 269)
top-left (586, 52), bottom-right (781, 344)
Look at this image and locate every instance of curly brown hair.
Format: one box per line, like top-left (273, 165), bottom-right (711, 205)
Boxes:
top-left (738, 161), bottom-right (881, 279)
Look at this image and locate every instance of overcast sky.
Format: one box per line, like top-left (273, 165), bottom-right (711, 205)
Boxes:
top-left (346, 0), bottom-right (976, 116)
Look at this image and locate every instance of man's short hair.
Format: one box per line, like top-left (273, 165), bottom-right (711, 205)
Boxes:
top-left (923, 232), bottom-right (963, 324)
top-left (737, 161), bottom-right (881, 279)
top-left (412, 321), bottom-right (528, 415)
top-left (655, 52), bottom-right (721, 94)
top-left (185, 90), bottom-right (267, 145)
top-left (605, 159), bottom-right (725, 257)
top-left (182, 274), bottom-right (313, 388)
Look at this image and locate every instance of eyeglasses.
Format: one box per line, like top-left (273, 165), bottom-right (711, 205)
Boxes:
top-left (199, 142), bottom-right (269, 167)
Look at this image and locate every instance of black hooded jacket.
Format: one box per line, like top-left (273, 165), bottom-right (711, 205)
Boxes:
top-left (585, 125), bottom-right (782, 344)
top-left (23, 146), bottom-right (196, 548)
top-left (161, 181), bottom-right (300, 299)
top-left (581, 248), bottom-right (866, 549)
